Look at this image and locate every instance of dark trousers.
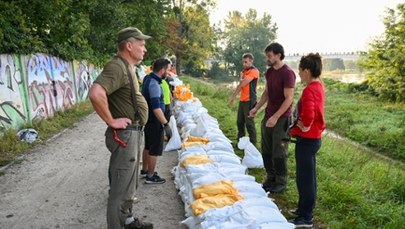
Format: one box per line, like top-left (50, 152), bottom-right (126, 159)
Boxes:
top-left (295, 136), bottom-right (321, 219)
top-left (164, 104), bottom-right (171, 121)
top-left (261, 116), bottom-right (289, 186)
top-left (237, 101), bottom-right (257, 145)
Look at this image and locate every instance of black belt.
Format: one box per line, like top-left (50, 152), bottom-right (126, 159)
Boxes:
top-left (124, 125), bottom-right (144, 131)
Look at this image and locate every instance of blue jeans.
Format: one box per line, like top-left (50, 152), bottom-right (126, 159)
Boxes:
top-left (295, 136), bottom-right (321, 219)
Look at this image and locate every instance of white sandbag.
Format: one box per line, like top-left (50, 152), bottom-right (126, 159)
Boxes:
top-left (238, 137), bottom-right (264, 168)
top-left (164, 116), bottom-right (182, 152)
top-left (226, 174), bottom-right (255, 182)
top-left (205, 142), bottom-right (234, 153)
top-left (206, 150), bottom-right (239, 158)
top-left (170, 77), bottom-right (183, 87)
top-left (219, 164), bottom-right (248, 175)
top-left (185, 163), bottom-right (217, 174)
top-left (207, 134), bottom-right (232, 144)
top-left (190, 116), bottom-right (208, 137)
top-left (233, 181), bottom-right (267, 197)
top-left (243, 205), bottom-right (288, 224)
top-left (201, 208), bottom-right (254, 229)
top-left (199, 205), bottom-right (245, 228)
top-left (259, 222), bottom-right (295, 229)
top-left (191, 174), bottom-right (227, 188)
top-left (204, 221), bottom-right (254, 229)
top-left (181, 145), bottom-right (207, 153)
top-left (177, 111), bottom-right (193, 124)
top-left (181, 216), bottom-right (201, 229)
top-left (208, 154), bottom-right (241, 165)
top-left (236, 197), bottom-right (279, 210)
top-left (182, 102), bottom-right (200, 113)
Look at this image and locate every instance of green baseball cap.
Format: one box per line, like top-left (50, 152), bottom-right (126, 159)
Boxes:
top-left (117, 27), bottom-right (151, 43)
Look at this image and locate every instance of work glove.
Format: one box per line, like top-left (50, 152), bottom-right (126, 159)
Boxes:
top-left (163, 123), bottom-right (172, 139)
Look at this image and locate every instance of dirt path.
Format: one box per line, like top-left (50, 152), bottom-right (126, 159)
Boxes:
top-left (0, 113), bottom-right (185, 229)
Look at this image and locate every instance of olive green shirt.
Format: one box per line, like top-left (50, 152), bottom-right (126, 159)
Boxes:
top-left (94, 56), bottom-right (148, 125)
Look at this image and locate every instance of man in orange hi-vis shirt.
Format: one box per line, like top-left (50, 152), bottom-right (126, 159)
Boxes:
top-left (229, 53), bottom-right (260, 146)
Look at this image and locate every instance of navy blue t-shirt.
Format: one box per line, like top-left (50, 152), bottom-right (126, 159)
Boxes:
top-left (141, 73), bottom-right (165, 123)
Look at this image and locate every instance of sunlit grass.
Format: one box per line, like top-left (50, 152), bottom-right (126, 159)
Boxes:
top-left (182, 75), bottom-right (405, 228)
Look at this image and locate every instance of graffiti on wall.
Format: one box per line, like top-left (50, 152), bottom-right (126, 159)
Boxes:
top-left (0, 53), bottom-right (100, 132)
top-left (0, 54), bottom-right (27, 130)
top-left (74, 61), bottom-right (92, 103)
top-left (50, 56), bottom-right (75, 111)
top-left (25, 54), bottom-right (76, 122)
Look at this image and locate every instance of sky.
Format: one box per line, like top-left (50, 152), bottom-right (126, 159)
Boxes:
top-left (210, 0), bottom-right (404, 55)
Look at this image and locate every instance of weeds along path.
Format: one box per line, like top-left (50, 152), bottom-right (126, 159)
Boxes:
top-left (0, 112), bottom-right (185, 229)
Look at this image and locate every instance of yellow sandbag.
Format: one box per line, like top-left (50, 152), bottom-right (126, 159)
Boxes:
top-left (174, 84), bottom-right (193, 101)
top-left (193, 180), bottom-right (238, 199)
top-left (181, 141), bottom-right (207, 148)
top-left (180, 155), bottom-right (213, 167)
top-left (187, 136), bottom-right (209, 144)
top-left (190, 194), bottom-right (244, 216)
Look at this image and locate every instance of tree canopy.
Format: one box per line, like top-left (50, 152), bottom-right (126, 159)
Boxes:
top-left (221, 9), bottom-right (278, 76)
top-left (0, 0), bottom-right (215, 69)
top-left (359, 3), bottom-right (405, 102)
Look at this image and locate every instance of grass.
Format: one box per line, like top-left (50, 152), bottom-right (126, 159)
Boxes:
top-left (322, 78), bottom-right (405, 162)
top-left (0, 101), bottom-right (94, 167)
top-left (181, 75), bottom-right (405, 229)
top-left (1, 75), bottom-right (404, 228)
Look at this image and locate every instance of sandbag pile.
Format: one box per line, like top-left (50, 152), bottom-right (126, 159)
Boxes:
top-left (171, 82), bottom-right (294, 229)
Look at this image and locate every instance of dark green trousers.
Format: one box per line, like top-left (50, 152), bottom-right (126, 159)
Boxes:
top-left (105, 128), bottom-right (144, 229)
top-left (261, 116), bottom-right (289, 187)
top-left (237, 101), bottom-right (257, 145)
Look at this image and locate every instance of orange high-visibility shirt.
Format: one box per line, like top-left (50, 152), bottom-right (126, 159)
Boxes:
top-left (240, 67), bottom-right (259, 102)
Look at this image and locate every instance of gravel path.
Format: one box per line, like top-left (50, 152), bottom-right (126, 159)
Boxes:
top-left (0, 113), bottom-right (185, 229)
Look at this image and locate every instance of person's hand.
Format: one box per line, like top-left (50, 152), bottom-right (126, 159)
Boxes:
top-left (296, 120), bottom-right (310, 132)
top-left (110, 118), bottom-right (132, 129)
top-left (229, 96), bottom-right (235, 105)
top-left (248, 107), bottom-right (257, 118)
top-left (164, 124), bottom-right (172, 139)
top-left (265, 116), bottom-right (278, 127)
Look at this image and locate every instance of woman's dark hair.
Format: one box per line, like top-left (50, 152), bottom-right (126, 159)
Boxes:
top-left (264, 42), bottom-right (285, 60)
top-left (299, 53), bottom-right (322, 78)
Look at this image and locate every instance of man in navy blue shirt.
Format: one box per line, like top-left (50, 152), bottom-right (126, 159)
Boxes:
top-left (141, 58), bottom-right (172, 184)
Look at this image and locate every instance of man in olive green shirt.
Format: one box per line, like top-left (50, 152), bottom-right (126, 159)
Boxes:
top-left (89, 27), bottom-right (153, 229)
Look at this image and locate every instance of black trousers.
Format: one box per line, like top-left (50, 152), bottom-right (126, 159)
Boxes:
top-left (295, 136), bottom-right (322, 219)
top-left (237, 101), bottom-right (257, 145)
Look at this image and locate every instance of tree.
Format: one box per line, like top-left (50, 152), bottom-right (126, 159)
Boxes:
top-left (168, 0), bottom-right (215, 75)
top-left (0, 0), bottom-right (215, 70)
top-left (358, 3), bottom-right (405, 102)
top-left (221, 9), bottom-right (277, 77)
top-left (181, 5), bottom-right (214, 75)
top-left (0, 0), bottom-right (91, 60)
top-left (87, 0), bottom-right (171, 64)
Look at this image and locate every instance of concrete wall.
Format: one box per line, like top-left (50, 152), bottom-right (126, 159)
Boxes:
top-left (0, 53), bottom-right (101, 132)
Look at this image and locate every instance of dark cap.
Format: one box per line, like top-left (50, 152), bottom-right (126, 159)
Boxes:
top-left (117, 27), bottom-right (151, 43)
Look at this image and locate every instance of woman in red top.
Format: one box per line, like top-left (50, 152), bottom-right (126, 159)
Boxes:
top-left (288, 53), bottom-right (325, 228)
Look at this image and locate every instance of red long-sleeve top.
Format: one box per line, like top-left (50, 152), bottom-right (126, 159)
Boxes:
top-left (290, 81), bottom-right (326, 139)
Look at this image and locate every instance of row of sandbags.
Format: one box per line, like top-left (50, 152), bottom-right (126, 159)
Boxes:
top-left (169, 83), bottom-right (294, 229)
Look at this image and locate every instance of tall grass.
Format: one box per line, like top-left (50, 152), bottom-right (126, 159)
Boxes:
top-left (181, 76), bottom-right (405, 228)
